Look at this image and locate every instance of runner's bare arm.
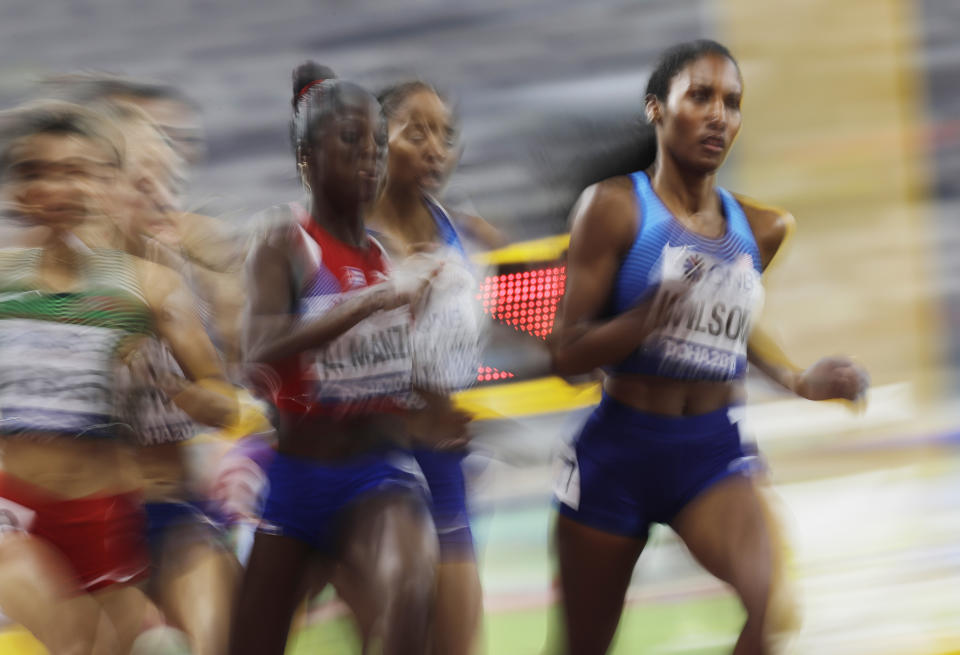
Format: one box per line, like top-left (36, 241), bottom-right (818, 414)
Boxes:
top-left (740, 198), bottom-right (868, 401)
top-left (453, 212), bottom-right (508, 250)
top-left (241, 233), bottom-right (406, 365)
top-left (139, 259), bottom-right (238, 426)
top-left (738, 198), bottom-right (800, 391)
top-left (549, 178), bottom-right (656, 376)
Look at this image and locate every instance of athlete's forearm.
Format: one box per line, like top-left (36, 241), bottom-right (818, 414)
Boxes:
top-left (168, 377), bottom-right (239, 428)
top-left (550, 306), bottom-right (657, 376)
top-left (245, 286), bottom-right (389, 365)
top-left (747, 327), bottom-right (802, 394)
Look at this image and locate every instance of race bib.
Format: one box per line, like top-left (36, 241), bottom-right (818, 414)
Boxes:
top-left (115, 338), bottom-right (196, 446)
top-left (644, 246), bottom-right (764, 380)
top-left (408, 250), bottom-right (484, 393)
top-left (304, 303), bottom-right (413, 405)
top-left (553, 440), bottom-right (581, 510)
top-left (0, 319), bottom-right (123, 434)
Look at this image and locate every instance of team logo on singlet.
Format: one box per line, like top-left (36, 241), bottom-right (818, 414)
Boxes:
top-left (683, 253), bottom-right (706, 282)
top-left (342, 267), bottom-right (367, 290)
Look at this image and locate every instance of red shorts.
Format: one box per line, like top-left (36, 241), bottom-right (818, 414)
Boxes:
top-left (0, 474), bottom-right (148, 592)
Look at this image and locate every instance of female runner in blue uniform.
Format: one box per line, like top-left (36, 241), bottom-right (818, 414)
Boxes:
top-left (549, 40), bottom-right (869, 655)
top-left (369, 79), bottom-right (505, 655)
top-left (229, 64), bottom-right (439, 655)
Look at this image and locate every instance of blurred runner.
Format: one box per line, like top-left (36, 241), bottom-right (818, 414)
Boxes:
top-left (93, 99), bottom-right (245, 655)
top-left (56, 74), bottom-right (249, 371)
top-left (367, 78), bottom-right (505, 655)
top-left (0, 100), bottom-right (235, 654)
top-left (229, 63), bottom-right (439, 655)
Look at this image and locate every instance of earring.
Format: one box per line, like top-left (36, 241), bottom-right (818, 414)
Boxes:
top-left (298, 161), bottom-right (311, 191)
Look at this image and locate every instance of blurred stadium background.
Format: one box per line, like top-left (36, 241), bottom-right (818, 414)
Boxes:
top-left (1, 0), bottom-right (960, 653)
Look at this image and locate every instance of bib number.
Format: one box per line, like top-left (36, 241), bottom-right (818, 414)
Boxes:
top-left (306, 307), bottom-right (413, 403)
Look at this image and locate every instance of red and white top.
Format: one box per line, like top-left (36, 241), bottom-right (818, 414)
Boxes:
top-left (268, 204), bottom-right (412, 417)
